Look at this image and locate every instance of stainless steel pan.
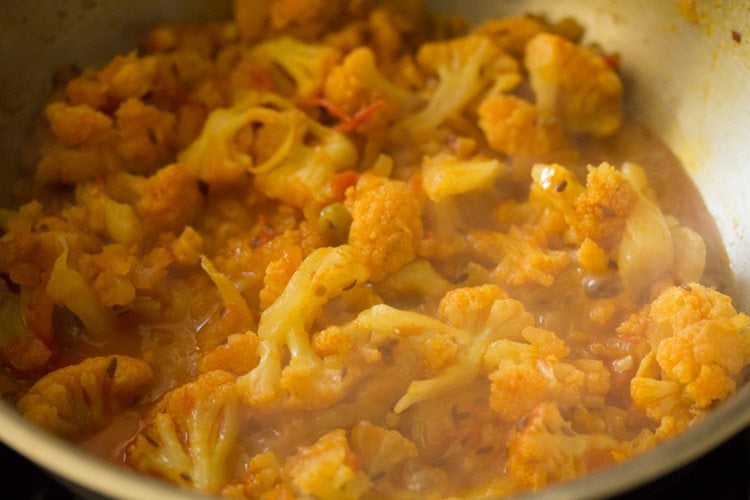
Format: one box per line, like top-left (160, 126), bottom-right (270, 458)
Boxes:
top-left (0, 1), bottom-right (748, 498)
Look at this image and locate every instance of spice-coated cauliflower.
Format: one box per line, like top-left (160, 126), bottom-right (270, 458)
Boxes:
top-left (398, 34), bottom-right (520, 137)
top-left (322, 46), bottom-right (416, 132)
top-left (507, 402), bottom-right (619, 490)
top-left (347, 284), bottom-right (534, 413)
top-left (249, 36), bottom-right (341, 100)
top-left (478, 94), bottom-right (566, 157)
top-left (484, 327), bottom-right (610, 422)
top-left (17, 355), bottom-right (153, 437)
top-left (284, 429), bottom-right (371, 500)
top-left (126, 370), bottom-right (241, 493)
top-left (525, 32), bottom-right (623, 136)
top-left (346, 175), bottom-right (423, 282)
top-left (622, 283), bottom-right (750, 436)
top-left (236, 245), bottom-right (369, 409)
top-left (0, 287), bottom-right (53, 371)
top-left (468, 226), bottom-right (570, 287)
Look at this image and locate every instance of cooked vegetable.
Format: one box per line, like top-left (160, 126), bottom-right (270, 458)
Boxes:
top-left (126, 370), bottom-right (241, 493)
top-left (525, 32), bottom-right (623, 136)
top-left (398, 34), bottom-right (520, 137)
top-left (5, 2), bottom-right (749, 498)
top-left (46, 240), bottom-right (116, 339)
top-left (17, 356), bottom-right (153, 437)
top-left (236, 245), bottom-right (369, 409)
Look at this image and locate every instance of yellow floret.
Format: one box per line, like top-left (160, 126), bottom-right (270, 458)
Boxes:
top-left (283, 429), bottom-right (371, 500)
top-left (45, 102), bottom-right (113, 146)
top-left (398, 34), bottom-right (520, 137)
top-left (478, 94), bottom-right (566, 157)
top-left (485, 327), bottom-right (610, 422)
top-left (0, 288), bottom-right (53, 371)
top-left (97, 52), bottom-right (156, 101)
top-left (236, 245), bottom-right (369, 410)
top-left (507, 402), bottom-right (619, 490)
top-left (115, 98), bottom-right (176, 173)
top-left (252, 99), bottom-right (359, 208)
top-left (468, 226), bottom-right (570, 287)
top-left (346, 175), bottom-right (423, 282)
top-left (199, 331), bottom-right (260, 374)
top-left (577, 237), bottom-right (610, 273)
top-left (569, 163), bottom-right (638, 248)
top-left (221, 450), bottom-right (296, 499)
top-left (323, 46), bottom-right (415, 130)
top-left (250, 36), bottom-right (341, 100)
top-left (17, 355), bottom-right (153, 437)
top-left (259, 245), bottom-right (303, 309)
top-left (137, 163), bottom-right (203, 235)
top-left (126, 370), bottom-right (241, 493)
top-left (349, 421), bottom-right (418, 478)
top-left (401, 285), bottom-right (534, 412)
top-left (623, 284), bottom-right (750, 433)
top-left (35, 143), bottom-right (121, 186)
top-left (525, 32), bottom-right (623, 136)
top-left (181, 93), bottom-right (358, 205)
top-left (47, 240), bottom-right (117, 339)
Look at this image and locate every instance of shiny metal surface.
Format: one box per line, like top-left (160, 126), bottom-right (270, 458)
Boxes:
top-left (0, 1), bottom-right (748, 498)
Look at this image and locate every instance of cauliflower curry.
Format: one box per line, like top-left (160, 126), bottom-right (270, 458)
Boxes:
top-left (1, 1), bottom-right (749, 497)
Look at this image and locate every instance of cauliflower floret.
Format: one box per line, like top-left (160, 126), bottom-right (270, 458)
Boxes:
top-left (420, 153), bottom-right (503, 202)
top-left (253, 99), bottom-right (359, 208)
top-left (349, 421), bottom-right (418, 479)
top-left (236, 245), bottom-right (369, 409)
top-left (179, 93), bottom-right (269, 185)
top-left (530, 162), bottom-right (638, 250)
top-left (484, 327), bottom-right (610, 422)
top-left (322, 47), bottom-right (416, 132)
top-left (478, 94), bottom-right (566, 157)
top-left (507, 402), bottom-right (619, 490)
top-left (126, 370), bottom-right (241, 493)
top-left (137, 163), bottom-right (203, 235)
top-left (35, 143), bottom-right (121, 186)
top-left (17, 355), bottom-right (153, 437)
top-left (0, 287), bottom-right (53, 371)
top-left (222, 450), bottom-right (297, 499)
top-left (524, 32), bottom-right (623, 136)
top-left (181, 93), bottom-right (358, 204)
top-left (250, 37), bottom-right (341, 100)
top-left (74, 183), bottom-right (143, 246)
top-left (259, 245), bottom-right (303, 309)
top-left (45, 102), bottom-right (113, 146)
top-left (623, 284), bottom-right (750, 433)
top-left (398, 34), bottom-right (521, 137)
top-left (199, 331), bottom-right (260, 374)
top-left (349, 284), bottom-right (534, 413)
top-left (569, 163), bottom-right (638, 247)
top-left (284, 429), bottom-right (371, 500)
top-left (97, 52), bottom-right (157, 102)
top-left (468, 226), bottom-right (570, 287)
top-left (346, 175), bottom-right (423, 282)
top-left (47, 240), bottom-right (117, 339)
top-left (115, 98), bottom-right (176, 173)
